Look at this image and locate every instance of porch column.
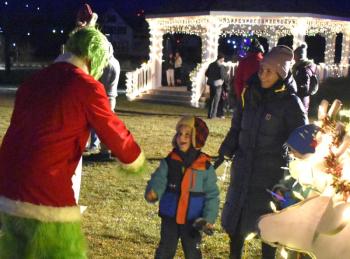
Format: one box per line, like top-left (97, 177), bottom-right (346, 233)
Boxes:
top-left (341, 29), bottom-right (350, 77)
top-left (292, 18), bottom-right (307, 50)
top-left (268, 33), bottom-right (279, 50)
top-left (202, 17), bottom-right (222, 62)
top-left (148, 20), bottom-right (164, 89)
top-left (324, 32), bottom-right (337, 77)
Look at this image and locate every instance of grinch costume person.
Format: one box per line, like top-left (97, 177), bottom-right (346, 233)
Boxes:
top-left (0, 27), bottom-right (144, 258)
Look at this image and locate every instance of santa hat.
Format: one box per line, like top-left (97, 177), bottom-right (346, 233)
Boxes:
top-left (261, 45), bottom-right (294, 79)
top-left (173, 116), bottom-right (209, 150)
top-left (286, 124), bottom-right (320, 155)
top-left (76, 3), bottom-right (98, 27)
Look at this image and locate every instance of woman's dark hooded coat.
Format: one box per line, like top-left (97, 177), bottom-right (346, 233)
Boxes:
top-left (219, 72), bottom-right (308, 236)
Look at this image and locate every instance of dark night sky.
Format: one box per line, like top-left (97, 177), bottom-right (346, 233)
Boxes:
top-left (1, 0), bottom-right (350, 59)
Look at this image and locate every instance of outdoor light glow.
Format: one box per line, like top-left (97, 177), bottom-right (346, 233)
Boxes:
top-left (342, 207), bottom-right (350, 221)
top-left (60, 30), bottom-right (64, 34)
top-left (27, 32), bottom-right (31, 36)
top-left (4, 1), bottom-right (8, 5)
top-left (25, 4), bottom-right (29, 8)
top-left (227, 39), bottom-right (231, 43)
top-left (52, 29), bottom-right (56, 34)
top-left (245, 233), bottom-right (256, 241)
top-left (280, 247), bottom-right (289, 259)
top-left (12, 43), bottom-right (16, 47)
top-left (37, 6), bottom-right (40, 10)
top-left (292, 191), bottom-right (305, 201)
top-left (270, 201), bottom-right (278, 212)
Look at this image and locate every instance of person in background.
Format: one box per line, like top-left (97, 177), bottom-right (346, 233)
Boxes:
top-left (292, 43), bottom-right (318, 114)
top-left (86, 44), bottom-right (121, 160)
top-left (74, 4), bottom-right (121, 162)
top-left (233, 38), bottom-right (264, 101)
top-left (215, 45), bottom-right (307, 259)
top-left (0, 27), bottom-right (145, 258)
top-left (175, 51), bottom-right (183, 86)
top-left (165, 53), bottom-right (175, 86)
top-left (205, 53), bottom-right (226, 119)
top-left (217, 64), bottom-right (231, 119)
top-left (145, 116), bottom-right (219, 259)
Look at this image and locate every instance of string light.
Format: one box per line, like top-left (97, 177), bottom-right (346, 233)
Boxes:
top-left (270, 201), bottom-right (278, 212)
top-left (280, 247), bottom-right (289, 259)
top-left (127, 12), bottom-right (350, 106)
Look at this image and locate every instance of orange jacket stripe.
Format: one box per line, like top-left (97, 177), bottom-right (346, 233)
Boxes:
top-left (170, 151), bottom-right (210, 224)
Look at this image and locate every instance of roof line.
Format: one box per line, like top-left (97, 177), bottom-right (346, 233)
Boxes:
top-left (146, 10), bottom-right (350, 22)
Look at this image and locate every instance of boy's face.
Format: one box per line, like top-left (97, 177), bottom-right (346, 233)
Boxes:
top-left (176, 125), bottom-right (192, 152)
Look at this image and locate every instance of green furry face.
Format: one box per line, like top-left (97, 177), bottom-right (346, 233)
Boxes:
top-left (65, 27), bottom-right (109, 79)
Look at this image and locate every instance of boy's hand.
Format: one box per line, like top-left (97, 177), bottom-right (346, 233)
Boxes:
top-left (193, 218), bottom-right (214, 236)
top-left (145, 189), bottom-right (158, 202)
top-left (213, 156), bottom-right (224, 169)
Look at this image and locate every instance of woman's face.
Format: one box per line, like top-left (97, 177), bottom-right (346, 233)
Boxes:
top-left (258, 63), bottom-right (280, 88)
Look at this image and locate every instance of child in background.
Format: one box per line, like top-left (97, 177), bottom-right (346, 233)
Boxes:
top-left (145, 116), bottom-right (219, 259)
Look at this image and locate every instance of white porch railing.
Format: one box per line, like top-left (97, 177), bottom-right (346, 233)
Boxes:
top-left (126, 62), bottom-right (153, 100)
top-left (189, 62), bottom-right (210, 107)
top-left (189, 61), bottom-right (239, 107)
top-left (316, 63), bottom-right (349, 82)
top-left (125, 60), bottom-right (348, 106)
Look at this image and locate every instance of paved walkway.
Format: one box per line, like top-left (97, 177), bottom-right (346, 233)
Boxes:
top-left (0, 85), bottom-right (17, 94)
top-left (0, 86), bottom-right (126, 95)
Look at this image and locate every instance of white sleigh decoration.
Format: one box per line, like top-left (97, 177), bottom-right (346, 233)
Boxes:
top-left (258, 99), bottom-right (350, 259)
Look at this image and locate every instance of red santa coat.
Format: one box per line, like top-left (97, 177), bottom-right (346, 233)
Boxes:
top-left (0, 62), bottom-right (143, 222)
top-left (233, 52), bottom-right (263, 100)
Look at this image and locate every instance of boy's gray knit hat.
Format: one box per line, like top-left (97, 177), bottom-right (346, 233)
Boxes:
top-left (294, 43), bottom-right (308, 60)
top-left (261, 45), bottom-right (294, 79)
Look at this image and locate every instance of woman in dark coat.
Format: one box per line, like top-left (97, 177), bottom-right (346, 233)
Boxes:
top-left (217, 46), bottom-right (308, 259)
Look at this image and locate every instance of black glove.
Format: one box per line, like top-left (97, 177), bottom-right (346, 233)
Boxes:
top-left (192, 218), bottom-right (214, 236)
top-left (213, 155), bottom-right (224, 169)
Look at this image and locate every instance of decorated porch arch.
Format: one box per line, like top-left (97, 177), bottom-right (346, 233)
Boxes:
top-left (126, 11), bottom-right (350, 107)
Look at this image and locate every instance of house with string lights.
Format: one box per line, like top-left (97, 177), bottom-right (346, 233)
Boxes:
top-left (126, 11), bottom-right (350, 107)
top-left (101, 8), bottom-right (134, 55)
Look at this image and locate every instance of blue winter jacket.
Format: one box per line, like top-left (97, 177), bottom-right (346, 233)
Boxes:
top-left (145, 150), bottom-right (219, 224)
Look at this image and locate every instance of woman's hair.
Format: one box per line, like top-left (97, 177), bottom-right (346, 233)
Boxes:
top-left (65, 27), bottom-right (109, 79)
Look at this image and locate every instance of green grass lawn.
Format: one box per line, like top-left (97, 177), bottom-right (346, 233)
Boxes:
top-left (0, 77), bottom-right (349, 258)
top-left (0, 94), bottom-right (264, 259)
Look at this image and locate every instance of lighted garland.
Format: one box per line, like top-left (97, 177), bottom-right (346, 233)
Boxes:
top-left (127, 13), bottom-right (350, 107)
top-left (320, 105), bottom-right (350, 199)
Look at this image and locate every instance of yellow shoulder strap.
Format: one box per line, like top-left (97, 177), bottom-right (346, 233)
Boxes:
top-left (241, 86), bottom-right (247, 108)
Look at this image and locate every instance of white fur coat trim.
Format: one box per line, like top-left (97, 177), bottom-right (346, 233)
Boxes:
top-left (0, 196), bottom-right (81, 222)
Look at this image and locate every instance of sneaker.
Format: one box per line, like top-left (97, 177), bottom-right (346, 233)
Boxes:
top-left (83, 152), bottom-right (114, 162)
top-left (84, 146), bottom-right (100, 154)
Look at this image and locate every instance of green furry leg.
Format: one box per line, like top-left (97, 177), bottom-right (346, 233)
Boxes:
top-left (0, 213), bottom-right (87, 259)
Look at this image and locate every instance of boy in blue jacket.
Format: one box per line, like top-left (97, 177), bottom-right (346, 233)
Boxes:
top-left (145, 116), bottom-right (219, 259)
